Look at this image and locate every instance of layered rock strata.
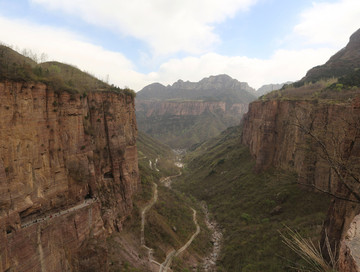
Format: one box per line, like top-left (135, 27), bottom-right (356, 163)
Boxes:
top-left (0, 81), bottom-right (139, 271)
top-left (136, 100), bottom-right (248, 117)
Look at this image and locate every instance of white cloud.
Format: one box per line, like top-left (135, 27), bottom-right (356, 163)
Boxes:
top-left (0, 16), bottom-right (149, 90)
top-left (30, 0), bottom-right (258, 55)
top-left (1, 0), bottom-right (356, 92)
top-left (0, 14), bottom-right (337, 92)
top-left (294, 0), bottom-right (360, 47)
top-left (145, 48), bottom-right (336, 89)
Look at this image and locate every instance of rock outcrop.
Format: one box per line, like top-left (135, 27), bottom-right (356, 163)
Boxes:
top-left (338, 214), bottom-right (360, 272)
top-left (0, 81), bottom-right (139, 271)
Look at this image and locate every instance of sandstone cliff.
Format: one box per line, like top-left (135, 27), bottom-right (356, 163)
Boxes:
top-left (241, 97), bottom-right (360, 265)
top-left (0, 80), bottom-right (139, 271)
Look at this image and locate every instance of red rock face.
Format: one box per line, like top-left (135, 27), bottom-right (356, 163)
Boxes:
top-left (136, 100), bottom-right (248, 117)
top-left (0, 81), bottom-right (139, 271)
top-left (241, 98), bottom-right (360, 263)
top-left (242, 99), bottom-right (360, 191)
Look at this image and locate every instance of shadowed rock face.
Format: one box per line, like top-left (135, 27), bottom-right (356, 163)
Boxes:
top-left (0, 81), bottom-right (139, 271)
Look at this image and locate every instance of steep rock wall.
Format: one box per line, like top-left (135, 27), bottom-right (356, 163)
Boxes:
top-left (241, 98), bottom-right (360, 258)
top-left (136, 100), bottom-right (249, 117)
top-left (0, 81), bottom-right (139, 271)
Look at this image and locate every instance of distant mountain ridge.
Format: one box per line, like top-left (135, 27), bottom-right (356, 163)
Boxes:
top-left (256, 82), bottom-right (292, 97)
top-left (137, 74), bottom-right (256, 104)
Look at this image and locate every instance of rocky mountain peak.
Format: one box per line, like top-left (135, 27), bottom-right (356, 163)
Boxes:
top-left (136, 74), bottom-right (256, 103)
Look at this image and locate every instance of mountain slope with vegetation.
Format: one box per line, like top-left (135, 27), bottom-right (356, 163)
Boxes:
top-left (174, 126), bottom-right (331, 271)
top-left (0, 44), bottom-right (135, 96)
top-left (295, 28), bottom-right (360, 87)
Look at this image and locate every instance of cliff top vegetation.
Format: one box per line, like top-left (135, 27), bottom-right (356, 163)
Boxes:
top-left (0, 45), bottom-right (135, 97)
top-left (261, 29), bottom-right (360, 103)
top-left (262, 71), bottom-right (360, 102)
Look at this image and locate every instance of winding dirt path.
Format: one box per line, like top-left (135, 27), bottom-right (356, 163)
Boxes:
top-left (160, 172), bottom-right (182, 189)
top-left (141, 182), bottom-right (158, 246)
top-left (159, 208), bottom-right (200, 272)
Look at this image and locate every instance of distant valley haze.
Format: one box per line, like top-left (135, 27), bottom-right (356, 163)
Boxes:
top-left (0, 0), bottom-right (359, 90)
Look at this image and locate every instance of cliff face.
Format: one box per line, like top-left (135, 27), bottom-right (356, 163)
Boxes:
top-left (0, 81), bottom-right (139, 271)
top-left (136, 99), bottom-right (249, 149)
top-left (241, 97), bottom-right (360, 261)
top-left (136, 100), bottom-right (248, 117)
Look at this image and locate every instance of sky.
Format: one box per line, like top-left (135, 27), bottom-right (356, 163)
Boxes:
top-left (0, 0), bottom-right (359, 91)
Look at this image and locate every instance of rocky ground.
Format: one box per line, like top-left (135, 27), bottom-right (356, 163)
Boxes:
top-left (201, 203), bottom-right (223, 272)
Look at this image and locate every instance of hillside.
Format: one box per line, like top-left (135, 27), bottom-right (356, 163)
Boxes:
top-left (0, 45), bottom-right (135, 97)
top-left (136, 74), bottom-right (257, 149)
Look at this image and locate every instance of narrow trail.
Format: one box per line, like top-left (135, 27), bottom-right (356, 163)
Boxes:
top-left (160, 172), bottom-right (182, 189)
top-left (141, 182), bottom-right (158, 246)
top-left (175, 209), bottom-right (200, 257)
top-left (21, 198), bottom-right (97, 228)
top-left (159, 250), bottom-right (176, 272)
top-left (159, 208), bottom-right (201, 272)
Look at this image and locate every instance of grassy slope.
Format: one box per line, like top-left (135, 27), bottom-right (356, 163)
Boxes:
top-left (0, 45), bottom-right (135, 97)
top-left (174, 126), bottom-right (331, 271)
top-left (107, 132), bottom-right (211, 271)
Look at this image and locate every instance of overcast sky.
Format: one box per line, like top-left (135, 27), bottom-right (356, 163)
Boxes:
top-left (0, 0), bottom-right (359, 91)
